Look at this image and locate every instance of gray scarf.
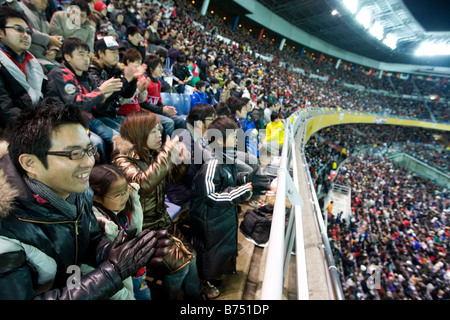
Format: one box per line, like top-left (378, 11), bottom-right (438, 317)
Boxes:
top-left (25, 177), bottom-right (78, 219)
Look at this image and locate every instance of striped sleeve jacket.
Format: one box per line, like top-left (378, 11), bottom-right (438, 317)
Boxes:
top-left (192, 156), bottom-right (252, 209)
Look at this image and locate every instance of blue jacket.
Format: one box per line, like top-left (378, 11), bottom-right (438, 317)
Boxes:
top-left (190, 90), bottom-right (209, 108)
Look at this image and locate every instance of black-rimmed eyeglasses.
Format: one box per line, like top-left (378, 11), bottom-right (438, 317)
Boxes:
top-left (47, 145), bottom-right (98, 161)
top-left (4, 25), bottom-right (32, 35)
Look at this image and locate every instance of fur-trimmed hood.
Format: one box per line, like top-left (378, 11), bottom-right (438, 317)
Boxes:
top-left (112, 134), bottom-right (162, 162)
top-left (0, 141), bottom-right (21, 219)
top-left (112, 134), bottom-right (136, 156)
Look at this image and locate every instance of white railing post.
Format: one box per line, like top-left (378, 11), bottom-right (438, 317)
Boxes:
top-left (260, 121), bottom-right (290, 300)
top-left (260, 120), bottom-right (309, 300)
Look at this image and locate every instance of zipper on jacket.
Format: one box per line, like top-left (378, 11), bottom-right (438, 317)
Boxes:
top-left (18, 202), bottom-right (85, 266)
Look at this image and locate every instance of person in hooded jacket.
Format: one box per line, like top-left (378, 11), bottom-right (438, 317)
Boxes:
top-left (109, 9), bottom-right (127, 41)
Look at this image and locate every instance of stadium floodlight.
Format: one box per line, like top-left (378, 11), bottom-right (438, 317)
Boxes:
top-left (415, 41), bottom-right (450, 56)
top-left (369, 21), bottom-right (383, 40)
top-left (383, 33), bottom-right (397, 50)
top-left (343, 0), bottom-right (358, 14)
top-left (355, 7), bottom-right (371, 29)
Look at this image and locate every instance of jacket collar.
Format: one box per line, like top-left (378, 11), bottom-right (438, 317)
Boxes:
top-left (0, 43), bottom-right (29, 65)
top-left (61, 61), bottom-right (85, 79)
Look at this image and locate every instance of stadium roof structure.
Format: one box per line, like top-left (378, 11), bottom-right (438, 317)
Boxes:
top-left (252, 0), bottom-right (450, 67)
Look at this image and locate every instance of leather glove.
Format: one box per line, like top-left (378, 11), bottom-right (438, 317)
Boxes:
top-left (147, 229), bottom-right (172, 266)
top-left (107, 229), bottom-right (157, 280)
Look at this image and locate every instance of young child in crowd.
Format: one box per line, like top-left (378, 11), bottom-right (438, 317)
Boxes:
top-left (228, 96), bottom-right (259, 158)
top-left (190, 80), bottom-right (209, 108)
top-left (118, 48), bottom-right (150, 116)
top-left (89, 164), bottom-right (151, 300)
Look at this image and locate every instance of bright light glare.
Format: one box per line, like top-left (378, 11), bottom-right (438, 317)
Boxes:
top-left (343, 0), bottom-right (358, 14)
top-left (356, 7), bottom-right (371, 29)
top-left (332, 9), bottom-right (339, 15)
top-left (369, 21), bottom-right (383, 40)
top-left (383, 33), bottom-right (397, 50)
top-left (415, 42), bottom-right (450, 56)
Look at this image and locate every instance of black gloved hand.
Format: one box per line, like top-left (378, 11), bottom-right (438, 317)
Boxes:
top-left (147, 229), bottom-right (172, 266)
top-left (107, 229), bottom-right (157, 280)
top-left (241, 169), bottom-right (270, 196)
top-left (123, 227), bottom-right (137, 243)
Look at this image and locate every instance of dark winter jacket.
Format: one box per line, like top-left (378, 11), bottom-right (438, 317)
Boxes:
top-left (0, 142), bottom-right (123, 299)
top-left (165, 125), bottom-right (211, 205)
top-left (88, 58), bottom-right (137, 119)
top-left (120, 39), bottom-right (146, 62)
top-left (0, 48), bottom-right (46, 129)
top-left (189, 146), bottom-right (252, 280)
top-left (171, 63), bottom-right (193, 84)
top-left (110, 10), bottom-right (127, 40)
top-left (46, 62), bottom-right (104, 116)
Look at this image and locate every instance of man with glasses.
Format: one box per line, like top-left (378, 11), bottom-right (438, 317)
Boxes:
top-left (0, 98), bottom-right (170, 299)
top-left (0, 7), bottom-right (46, 134)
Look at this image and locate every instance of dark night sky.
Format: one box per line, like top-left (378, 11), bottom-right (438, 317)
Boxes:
top-left (403, 0), bottom-right (450, 31)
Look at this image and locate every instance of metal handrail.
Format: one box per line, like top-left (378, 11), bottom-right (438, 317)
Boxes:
top-left (260, 118), bottom-right (311, 300)
top-left (260, 120), bottom-right (296, 299)
top-left (260, 109), bottom-right (344, 300)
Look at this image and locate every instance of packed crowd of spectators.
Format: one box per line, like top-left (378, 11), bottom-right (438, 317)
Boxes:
top-left (5, 0), bottom-right (441, 126)
top-left (305, 123), bottom-right (449, 187)
top-left (328, 151), bottom-right (449, 300)
top-left (305, 124), bottom-right (450, 198)
top-left (304, 123), bottom-right (449, 300)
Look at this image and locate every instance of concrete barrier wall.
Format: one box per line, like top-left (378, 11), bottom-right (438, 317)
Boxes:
top-left (388, 153), bottom-right (450, 188)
